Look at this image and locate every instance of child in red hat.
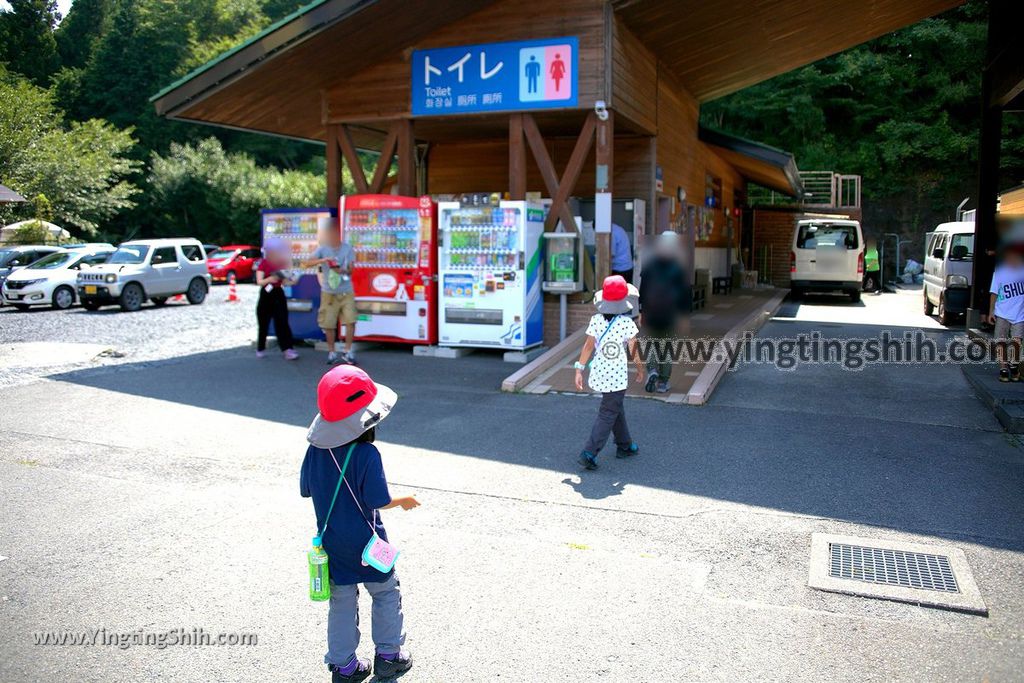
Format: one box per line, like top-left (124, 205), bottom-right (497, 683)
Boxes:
top-left (573, 275), bottom-right (647, 469)
top-left (301, 365), bottom-right (420, 682)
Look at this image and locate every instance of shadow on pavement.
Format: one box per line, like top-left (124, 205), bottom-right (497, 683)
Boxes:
top-left (47, 335), bottom-right (1024, 553)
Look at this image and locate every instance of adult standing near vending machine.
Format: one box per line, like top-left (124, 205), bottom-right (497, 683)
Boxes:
top-left (611, 222), bottom-right (634, 283)
top-left (255, 238), bottom-right (299, 360)
top-left (303, 225), bottom-right (358, 365)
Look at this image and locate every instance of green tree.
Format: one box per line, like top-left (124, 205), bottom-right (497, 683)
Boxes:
top-left (146, 138), bottom-right (326, 245)
top-left (0, 71), bottom-right (140, 234)
top-left (0, 0), bottom-right (61, 85)
top-left (55, 0), bottom-right (118, 69)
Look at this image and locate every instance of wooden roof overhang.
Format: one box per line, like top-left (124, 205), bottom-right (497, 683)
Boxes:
top-left (611, 0), bottom-right (965, 102)
top-left (698, 127), bottom-right (802, 197)
top-left (153, 0), bottom-right (964, 148)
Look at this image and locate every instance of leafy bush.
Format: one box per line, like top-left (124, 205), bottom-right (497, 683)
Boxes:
top-left (146, 138), bottom-right (326, 245)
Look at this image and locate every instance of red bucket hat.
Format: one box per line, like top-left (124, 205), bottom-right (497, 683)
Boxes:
top-left (306, 365), bottom-right (397, 448)
top-left (596, 275), bottom-right (632, 314)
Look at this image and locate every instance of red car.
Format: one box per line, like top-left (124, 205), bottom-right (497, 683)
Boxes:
top-left (207, 244), bottom-right (262, 282)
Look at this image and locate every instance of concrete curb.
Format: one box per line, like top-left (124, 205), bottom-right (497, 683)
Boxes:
top-left (501, 327), bottom-right (587, 392)
top-left (684, 288), bottom-right (789, 406)
top-left (961, 363), bottom-right (1024, 433)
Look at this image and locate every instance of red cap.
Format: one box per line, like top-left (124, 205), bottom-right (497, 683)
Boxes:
top-left (317, 365), bottom-right (378, 422)
top-left (601, 275), bottom-right (629, 302)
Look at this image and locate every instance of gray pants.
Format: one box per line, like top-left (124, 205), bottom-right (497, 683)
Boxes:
top-left (583, 390), bottom-right (632, 454)
top-left (325, 572), bottom-right (405, 667)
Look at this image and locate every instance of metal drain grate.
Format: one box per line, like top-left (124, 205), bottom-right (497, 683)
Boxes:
top-left (829, 543), bottom-right (959, 593)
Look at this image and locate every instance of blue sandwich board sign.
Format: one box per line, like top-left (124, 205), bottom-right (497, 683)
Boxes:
top-left (411, 37), bottom-right (578, 116)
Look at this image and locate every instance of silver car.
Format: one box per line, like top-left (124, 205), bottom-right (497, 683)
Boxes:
top-left (77, 238), bottom-right (211, 312)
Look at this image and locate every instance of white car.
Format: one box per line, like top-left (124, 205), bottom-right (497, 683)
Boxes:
top-left (923, 221), bottom-right (974, 325)
top-left (790, 218), bottom-right (865, 302)
top-left (2, 244), bottom-right (115, 310)
top-left (77, 238), bottom-right (210, 312)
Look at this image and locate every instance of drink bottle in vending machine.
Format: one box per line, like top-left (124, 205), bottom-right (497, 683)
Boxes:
top-left (339, 194), bottom-right (438, 345)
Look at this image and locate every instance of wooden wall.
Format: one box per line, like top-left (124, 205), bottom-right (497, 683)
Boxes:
top-left (325, 5), bottom-right (746, 255)
top-left (323, 0), bottom-right (608, 122)
top-left (426, 134), bottom-right (651, 200)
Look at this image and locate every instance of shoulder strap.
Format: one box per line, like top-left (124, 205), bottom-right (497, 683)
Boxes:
top-left (318, 443), bottom-right (357, 538)
top-left (588, 315), bottom-right (621, 367)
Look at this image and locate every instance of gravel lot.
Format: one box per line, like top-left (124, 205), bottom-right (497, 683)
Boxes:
top-left (0, 283), bottom-right (262, 388)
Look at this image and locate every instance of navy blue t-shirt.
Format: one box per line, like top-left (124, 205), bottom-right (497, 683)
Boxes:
top-left (300, 442), bottom-right (392, 585)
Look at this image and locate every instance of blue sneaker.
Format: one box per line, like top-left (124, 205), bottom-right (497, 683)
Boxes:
top-left (616, 442), bottom-right (639, 459)
top-left (578, 450), bottom-right (598, 470)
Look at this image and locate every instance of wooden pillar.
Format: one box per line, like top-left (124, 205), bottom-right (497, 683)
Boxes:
top-left (595, 110), bottom-right (614, 284)
top-left (397, 119), bottom-right (416, 196)
top-left (971, 1), bottom-right (1013, 314)
top-left (972, 75), bottom-right (1001, 313)
top-left (509, 114), bottom-right (527, 200)
top-left (326, 125), bottom-right (341, 208)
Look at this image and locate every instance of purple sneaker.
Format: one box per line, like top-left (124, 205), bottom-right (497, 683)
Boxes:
top-left (330, 657), bottom-right (371, 683)
top-left (284, 349), bottom-right (299, 361)
top-left (255, 350), bottom-right (266, 359)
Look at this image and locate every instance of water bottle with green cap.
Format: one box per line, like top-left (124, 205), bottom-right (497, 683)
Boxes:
top-left (308, 535), bottom-right (330, 601)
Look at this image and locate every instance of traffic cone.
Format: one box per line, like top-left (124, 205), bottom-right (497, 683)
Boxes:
top-left (172, 294), bottom-right (185, 302)
top-left (225, 272), bottom-right (240, 303)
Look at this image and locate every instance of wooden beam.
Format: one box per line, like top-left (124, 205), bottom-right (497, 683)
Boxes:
top-left (595, 110), bottom-right (614, 284)
top-left (521, 114), bottom-right (580, 233)
top-left (396, 119), bottom-right (416, 196)
top-left (326, 124), bottom-right (341, 208)
top-left (544, 112), bottom-right (596, 231)
top-left (337, 124), bottom-right (369, 194)
top-left (369, 124), bottom-right (398, 194)
top-left (989, 43), bottom-right (1024, 108)
top-left (521, 114), bottom-right (560, 196)
top-left (508, 114), bottom-right (526, 201)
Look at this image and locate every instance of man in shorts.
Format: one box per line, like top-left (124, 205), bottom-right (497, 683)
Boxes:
top-left (304, 225), bottom-right (357, 364)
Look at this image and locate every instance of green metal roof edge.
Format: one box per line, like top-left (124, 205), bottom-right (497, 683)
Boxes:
top-left (150, 0), bottom-right (330, 103)
top-left (698, 125), bottom-right (793, 160)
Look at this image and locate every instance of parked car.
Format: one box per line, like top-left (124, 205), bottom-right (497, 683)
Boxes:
top-left (207, 244), bottom-right (261, 282)
top-left (77, 238), bottom-right (211, 312)
top-left (2, 244), bottom-right (115, 310)
top-left (790, 218), bottom-right (865, 302)
top-left (923, 221), bottom-right (974, 325)
top-left (202, 244), bottom-right (219, 257)
top-left (0, 244), bottom-right (62, 304)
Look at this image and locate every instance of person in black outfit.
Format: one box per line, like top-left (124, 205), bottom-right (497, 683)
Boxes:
top-left (255, 238), bottom-right (299, 360)
top-left (638, 231), bottom-right (688, 393)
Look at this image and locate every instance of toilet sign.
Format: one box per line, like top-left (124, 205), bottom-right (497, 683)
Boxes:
top-left (411, 37), bottom-right (578, 116)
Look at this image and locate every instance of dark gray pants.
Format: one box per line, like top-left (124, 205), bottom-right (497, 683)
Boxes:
top-left (643, 324), bottom-right (675, 381)
top-left (583, 390), bottom-right (632, 454)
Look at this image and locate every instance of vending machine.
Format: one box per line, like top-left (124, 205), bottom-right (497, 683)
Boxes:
top-left (437, 200), bottom-right (545, 349)
top-left (261, 207), bottom-right (334, 341)
top-left (339, 194), bottom-right (438, 345)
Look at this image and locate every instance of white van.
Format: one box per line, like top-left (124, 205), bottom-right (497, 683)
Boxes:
top-left (922, 221), bottom-right (973, 325)
top-left (790, 218), bottom-right (864, 302)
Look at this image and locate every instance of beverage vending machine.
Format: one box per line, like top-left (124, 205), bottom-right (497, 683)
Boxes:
top-left (339, 194), bottom-right (438, 345)
top-left (437, 200), bottom-right (545, 349)
top-left (261, 207), bottom-right (334, 341)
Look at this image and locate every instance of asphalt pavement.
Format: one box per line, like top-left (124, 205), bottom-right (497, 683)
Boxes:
top-left (0, 285), bottom-right (1021, 682)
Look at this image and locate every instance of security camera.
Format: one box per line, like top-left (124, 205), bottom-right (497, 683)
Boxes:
top-left (594, 100), bottom-right (609, 121)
